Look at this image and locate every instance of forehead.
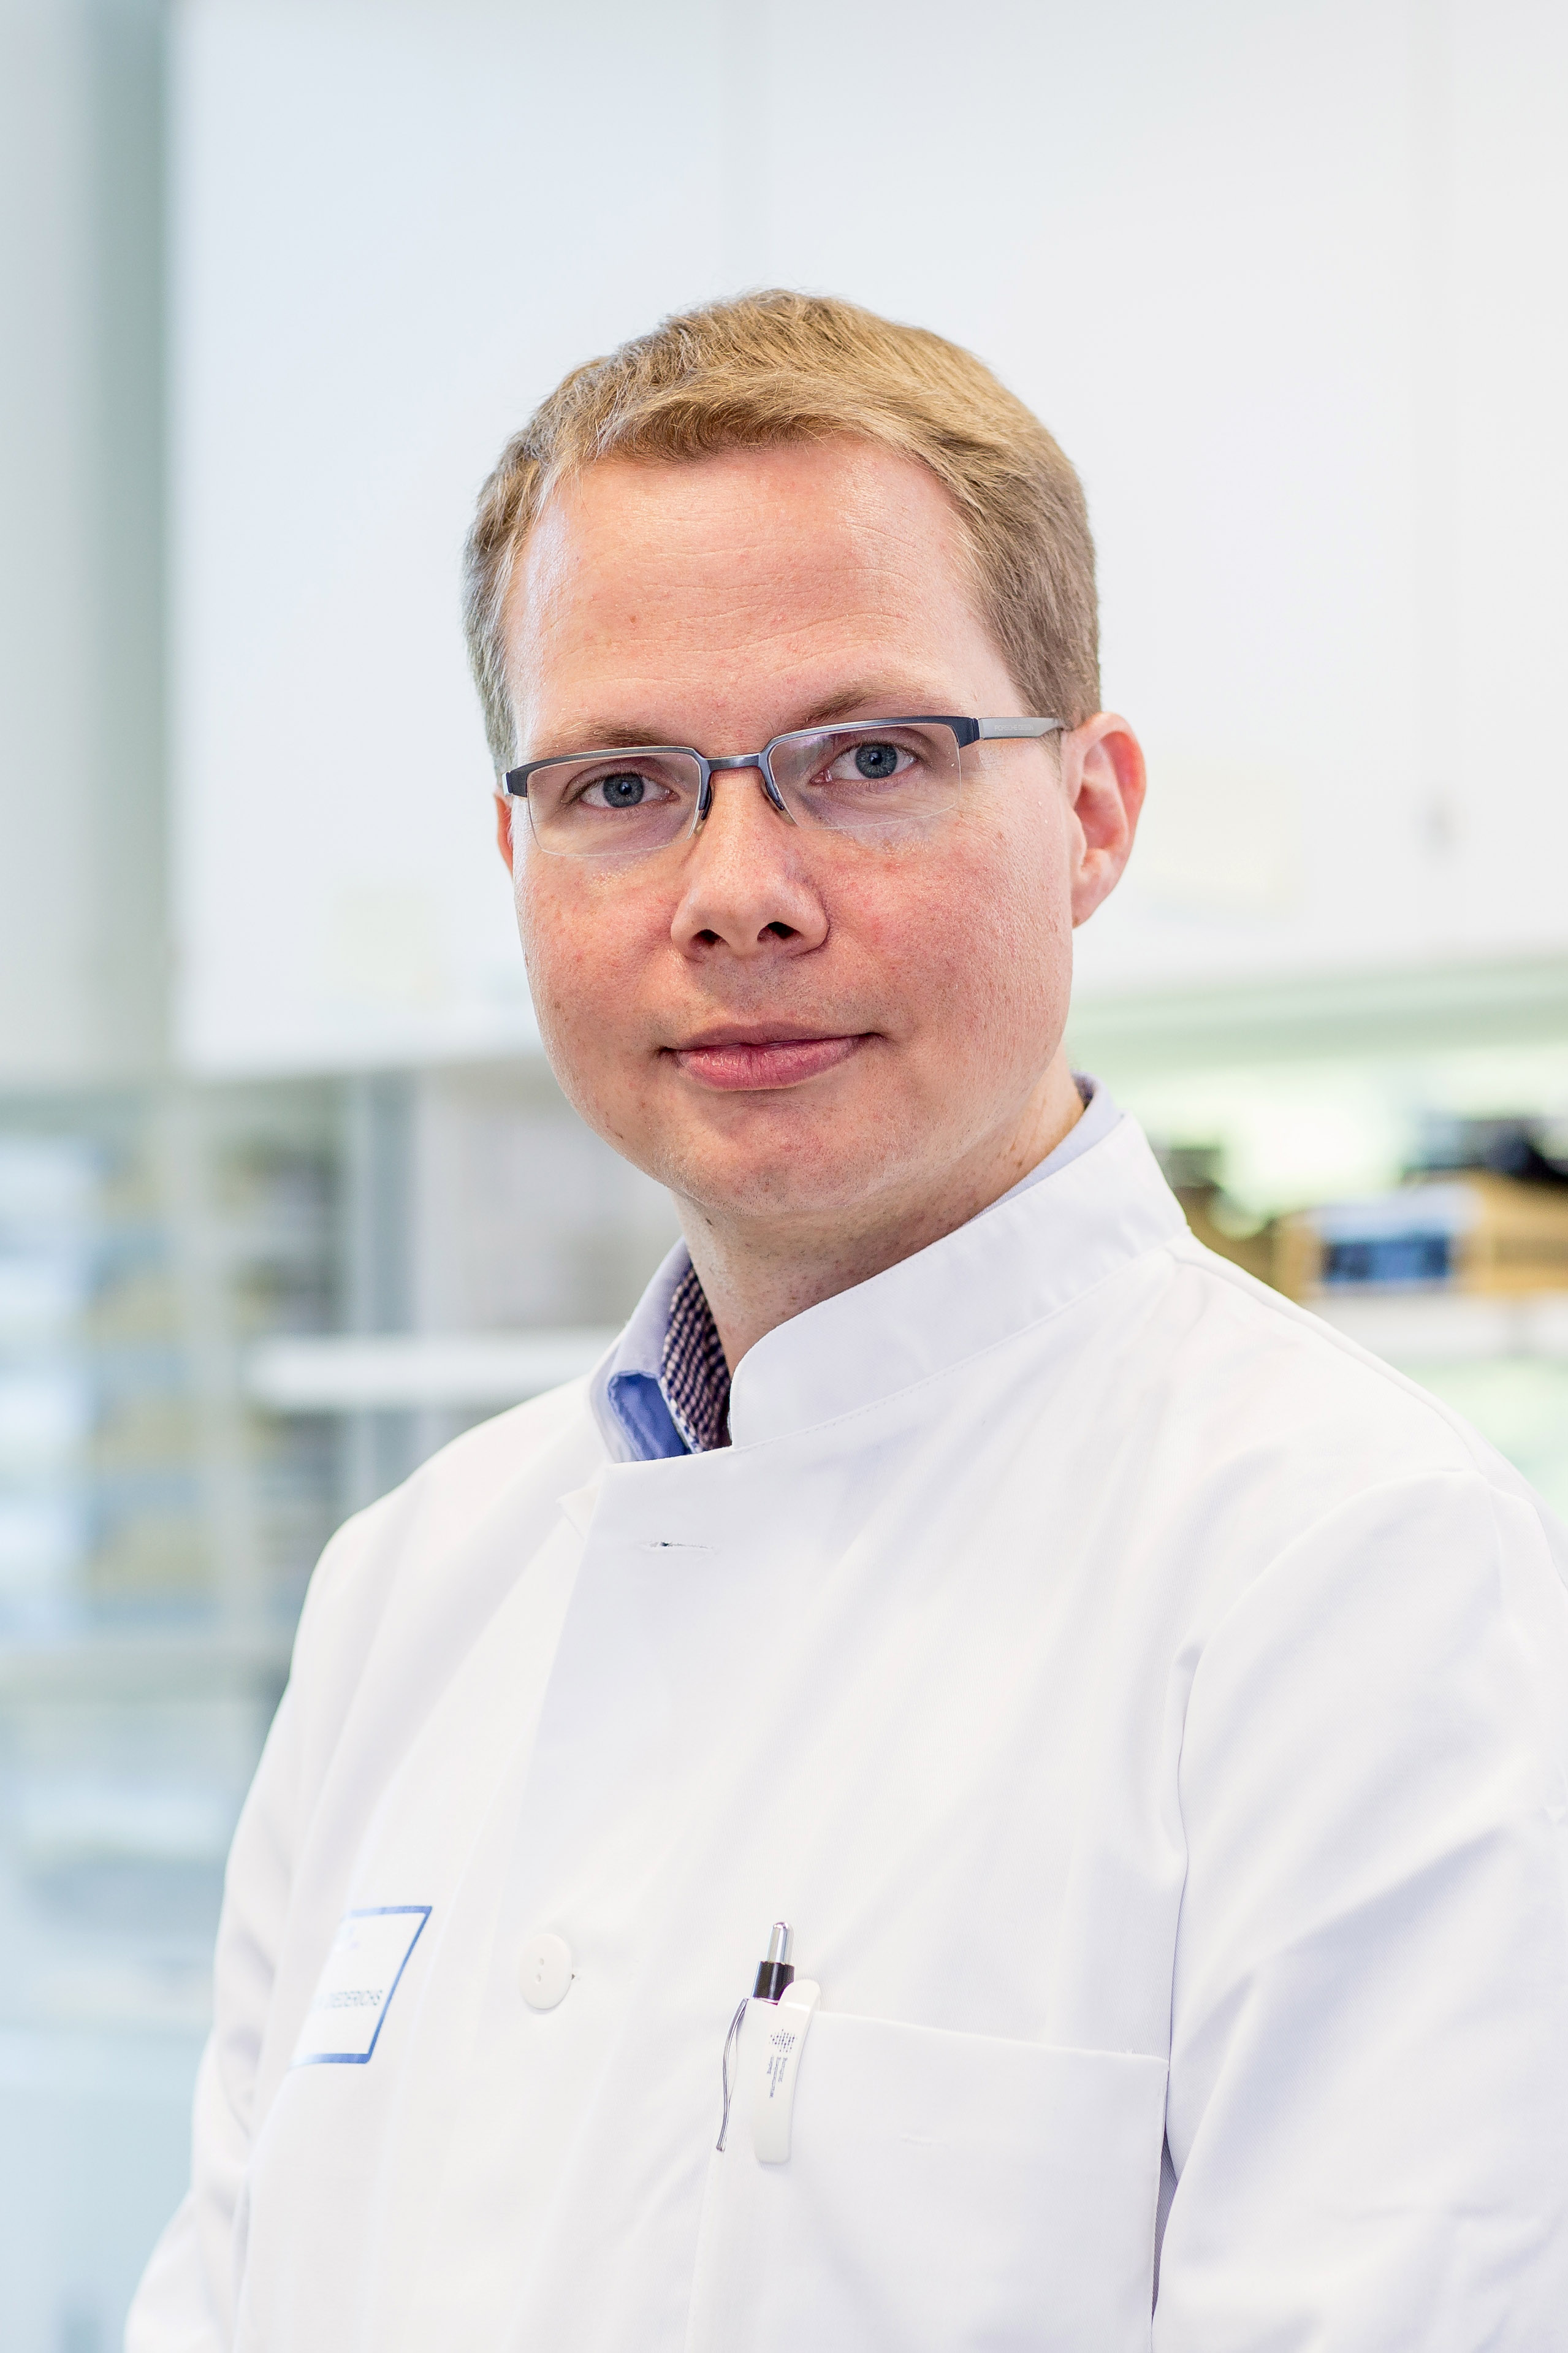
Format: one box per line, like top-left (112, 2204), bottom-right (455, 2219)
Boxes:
top-left (503, 440), bottom-right (999, 742)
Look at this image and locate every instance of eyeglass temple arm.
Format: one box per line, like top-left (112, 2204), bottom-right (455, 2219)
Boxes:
top-left (973, 718), bottom-right (1065, 741)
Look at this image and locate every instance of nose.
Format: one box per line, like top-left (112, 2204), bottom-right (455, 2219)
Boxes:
top-left (668, 764), bottom-right (828, 962)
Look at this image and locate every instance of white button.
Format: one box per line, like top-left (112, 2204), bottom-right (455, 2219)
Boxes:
top-left (519, 1931), bottom-right (573, 2010)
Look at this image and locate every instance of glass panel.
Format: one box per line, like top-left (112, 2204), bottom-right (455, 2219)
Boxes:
top-left (767, 723), bottom-right (963, 831)
top-left (524, 750), bottom-right (703, 858)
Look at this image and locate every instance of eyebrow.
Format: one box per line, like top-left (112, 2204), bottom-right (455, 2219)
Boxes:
top-left (527, 723), bottom-right (677, 760)
top-left (526, 684), bottom-right (954, 762)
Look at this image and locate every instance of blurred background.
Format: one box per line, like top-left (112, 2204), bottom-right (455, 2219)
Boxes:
top-left (2, 0), bottom-right (1567, 2339)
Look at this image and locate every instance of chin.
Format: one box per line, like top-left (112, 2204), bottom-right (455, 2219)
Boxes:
top-left (657, 1129), bottom-right (917, 1222)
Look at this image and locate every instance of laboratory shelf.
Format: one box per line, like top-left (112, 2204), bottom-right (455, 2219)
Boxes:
top-left (1312, 1290), bottom-right (1568, 1365)
top-left (244, 1327), bottom-right (617, 1413)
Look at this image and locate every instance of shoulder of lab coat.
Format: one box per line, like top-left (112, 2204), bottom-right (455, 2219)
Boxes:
top-left (126, 1375), bottom-right (609, 2352)
top-left (284, 1375), bottom-right (608, 1772)
top-left (1151, 1228), bottom-right (1568, 1587)
top-left (1147, 1241), bottom-right (1568, 2344)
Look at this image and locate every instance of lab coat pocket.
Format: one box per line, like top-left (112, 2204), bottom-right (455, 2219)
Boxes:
top-left (686, 2008), bottom-right (1166, 2353)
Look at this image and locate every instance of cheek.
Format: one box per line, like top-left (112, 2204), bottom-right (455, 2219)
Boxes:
top-left (517, 874), bottom-right (640, 1064)
top-left (857, 822), bottom-right (1068, 1033)
top-left (515, 880), bottom-right (674, 1157)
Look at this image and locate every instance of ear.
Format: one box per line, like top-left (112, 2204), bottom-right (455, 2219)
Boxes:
top-left (494, 790), bottom-right (517, 874)
top-left (1064, 714), bottom-right (1146, 926)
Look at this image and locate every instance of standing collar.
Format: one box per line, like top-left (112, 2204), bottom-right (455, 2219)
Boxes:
top-left (725, 1111), bottom-right (1182, 1447)
top-left (588, 1077), bottom-right (1162, 1462)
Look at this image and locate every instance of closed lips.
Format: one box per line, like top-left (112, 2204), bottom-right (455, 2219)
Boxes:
top-left (669, 1033), bottom-right (870, 1089)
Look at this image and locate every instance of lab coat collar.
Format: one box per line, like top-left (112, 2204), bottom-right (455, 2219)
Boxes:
top-left (718, 1112), bottom-right (1186, 1449)
top-left (588, 1079), bottom-right (1128, 1465)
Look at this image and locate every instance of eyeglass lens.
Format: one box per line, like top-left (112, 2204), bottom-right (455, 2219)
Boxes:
top-left (523, 722), bottom-right (965, 858)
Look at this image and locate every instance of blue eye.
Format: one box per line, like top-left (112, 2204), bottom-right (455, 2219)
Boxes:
top-left (852, 741), bottom-right (901, 780)
top-left (596, 771), bottom-right (647, 808)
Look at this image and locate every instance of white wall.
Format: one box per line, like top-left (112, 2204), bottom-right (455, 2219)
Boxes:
top-left (170, 0), bottom-right (1568, 1075)
top-left (0, 0), bottom-right (166, 1085)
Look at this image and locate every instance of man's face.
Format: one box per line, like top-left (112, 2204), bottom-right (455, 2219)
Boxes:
top-left (499, 439), bottom-right (1140, 1227)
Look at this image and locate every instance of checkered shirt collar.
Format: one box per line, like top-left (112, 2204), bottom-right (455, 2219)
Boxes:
top-left (659, 1260), bottom-right (731, 1452)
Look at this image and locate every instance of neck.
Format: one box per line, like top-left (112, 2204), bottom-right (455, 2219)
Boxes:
top-left (676, 1052), bottom-right (1086, 1371)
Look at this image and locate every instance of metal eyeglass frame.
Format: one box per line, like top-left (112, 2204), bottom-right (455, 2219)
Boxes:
top-left (500, 715), bottom-right (1065, 834)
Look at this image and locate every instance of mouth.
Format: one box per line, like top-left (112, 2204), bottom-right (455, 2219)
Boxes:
top-left (666, 1026), bottom-right (872, 1091)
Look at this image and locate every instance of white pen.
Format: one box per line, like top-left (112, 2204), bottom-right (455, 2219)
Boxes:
top-left (717, 1921), bottom-right (795, 2151)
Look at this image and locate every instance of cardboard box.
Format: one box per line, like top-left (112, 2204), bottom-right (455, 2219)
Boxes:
top-left (1276, 1173), bottom-right (1568, 1300)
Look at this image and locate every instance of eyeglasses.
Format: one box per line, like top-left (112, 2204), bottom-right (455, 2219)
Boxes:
top-left (501, 716), bottom-right (1064, 861)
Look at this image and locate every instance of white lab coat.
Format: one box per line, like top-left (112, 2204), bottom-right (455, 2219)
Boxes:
top-left (128, 1113), bottom-right (1568, 2352)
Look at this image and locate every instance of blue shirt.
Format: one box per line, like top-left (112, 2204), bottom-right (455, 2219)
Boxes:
top-left (590, 1077), bottom-right (1121, 1465)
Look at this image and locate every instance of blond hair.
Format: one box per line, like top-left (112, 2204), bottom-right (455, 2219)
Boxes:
top-left (462, 290), bottom-right (1098, 773)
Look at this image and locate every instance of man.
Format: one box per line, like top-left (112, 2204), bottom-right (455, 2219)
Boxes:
top-left (131, 292), bottom-right (1568, 2350)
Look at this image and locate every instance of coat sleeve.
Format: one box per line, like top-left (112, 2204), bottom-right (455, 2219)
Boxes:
top-left (124, 1493), bottom-right (389, 2353)
top-left (1155, 1468), bottom-right (1568, 2349)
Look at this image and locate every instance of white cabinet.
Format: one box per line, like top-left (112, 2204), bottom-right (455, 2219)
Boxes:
top-left (170, 0), bottom-right (1568, 1073)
